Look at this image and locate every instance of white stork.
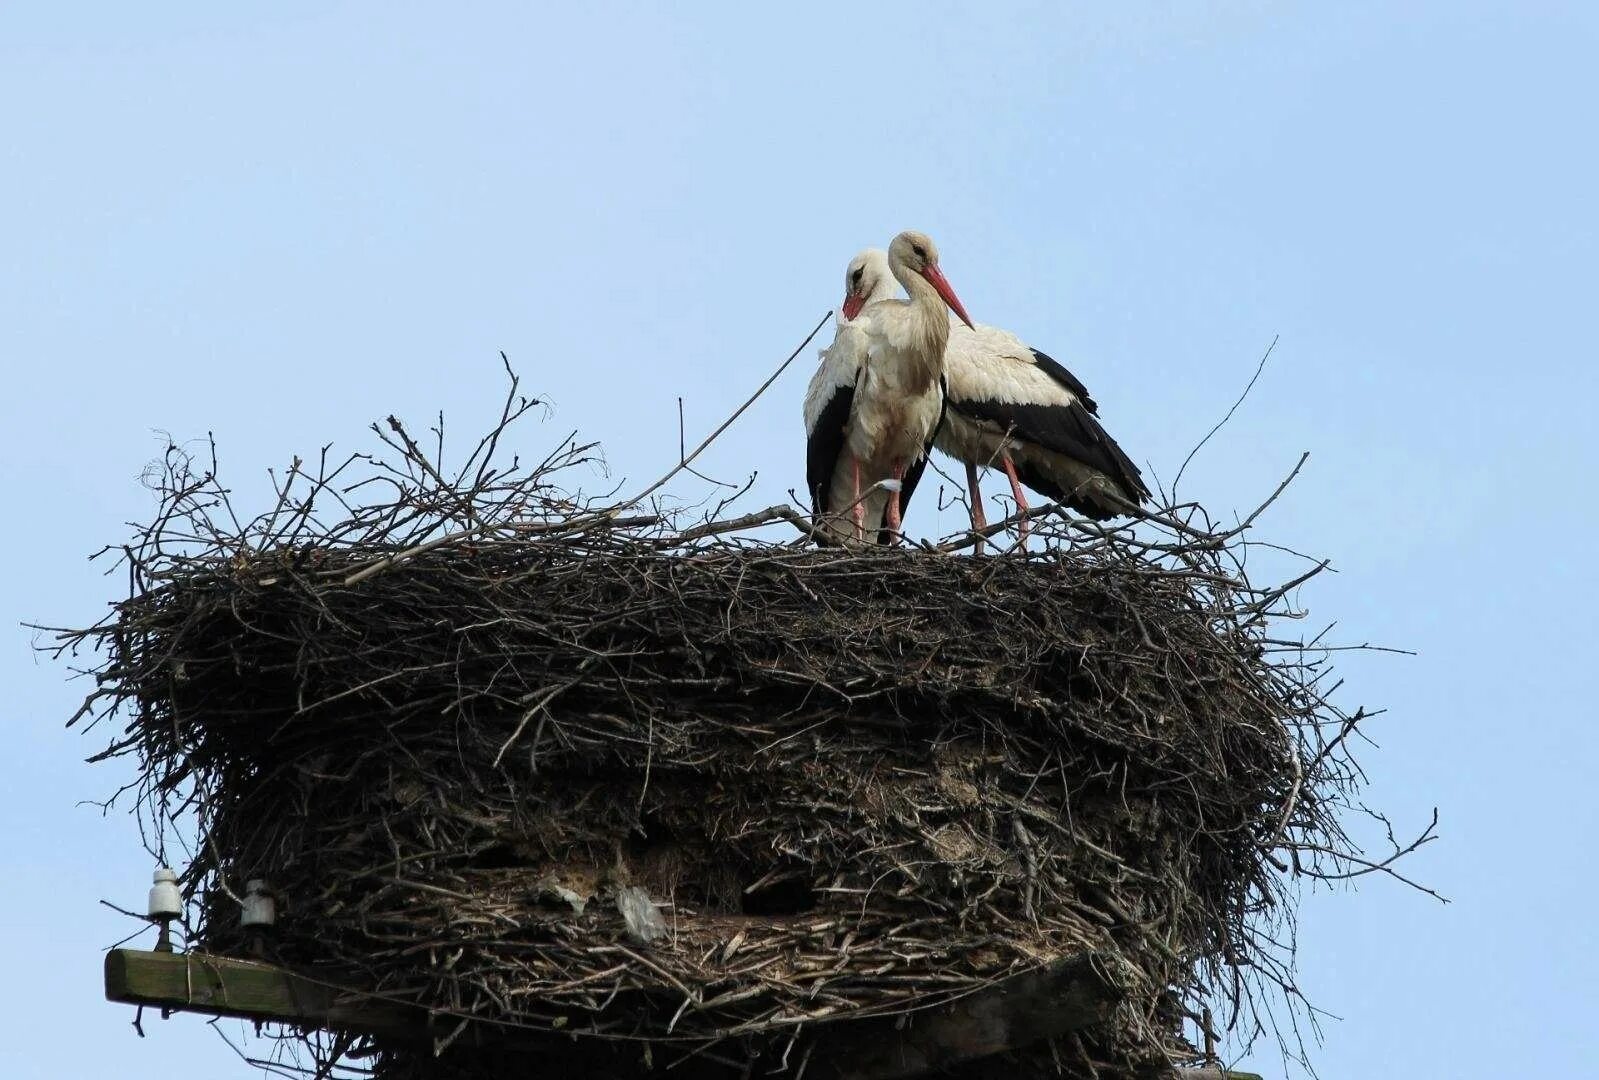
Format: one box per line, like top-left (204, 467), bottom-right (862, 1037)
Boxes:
top-left (938, 323), bottom-right (1150, 536)
top-left (817, 249), bottom-right (1150, 538)
top-left (803, 232), bottom-right (974, 543)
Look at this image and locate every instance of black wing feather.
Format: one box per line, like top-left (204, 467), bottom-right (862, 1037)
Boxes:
top-left (951, 360), bottom-right (1149, 513)
top-left (1028, 348), bottom-right (1100, 415)
top-left (806, 377), bottom-right (857, 517)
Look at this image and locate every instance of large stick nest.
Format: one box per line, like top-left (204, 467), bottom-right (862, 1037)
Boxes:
top-left (53, 366), bottom-right (1426, 1079)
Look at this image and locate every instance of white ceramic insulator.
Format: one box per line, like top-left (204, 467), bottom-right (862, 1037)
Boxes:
top-left (147, 868), bottom-right (182, 919)
top-left (241, 879), bottom-right (277, 928)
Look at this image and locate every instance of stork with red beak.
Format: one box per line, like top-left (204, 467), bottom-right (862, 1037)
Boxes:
top-left (803, 232), bottom-right (973, 543)
top-left (815, 248), bottom-right (1149, 540)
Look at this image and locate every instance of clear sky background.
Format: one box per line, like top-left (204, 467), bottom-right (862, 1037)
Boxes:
top-left (4, 3), bottom-right (1595, 1077)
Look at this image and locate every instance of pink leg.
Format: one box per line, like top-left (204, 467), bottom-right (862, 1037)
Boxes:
top-left (965, 460), bottom-right (988, 532)
top-left (850, 456), bottom-right (866, 541)
top-left (1001, 455), bottom-right (1030, 542)
top-left (885, 462), bottom-right (906, 536)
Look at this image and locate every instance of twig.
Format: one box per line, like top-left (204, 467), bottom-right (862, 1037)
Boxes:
top-left (662, 504), bottom-right (819, 545)
top-left (616, 311), bottom-right (831, 513)
top-left (493, 668), bottom-right (590, 769)
top-left (1174, 336), bottom-right (1279, 497)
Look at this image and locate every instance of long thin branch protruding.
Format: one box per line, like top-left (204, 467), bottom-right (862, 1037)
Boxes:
top-left (616, 311), bottom-right (832, 514)
top-left (1174, 335), bottom-right (1279, 498)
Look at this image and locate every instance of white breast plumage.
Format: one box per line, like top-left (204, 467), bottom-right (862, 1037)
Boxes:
top-left (802, 236), bottom-right (973, 544)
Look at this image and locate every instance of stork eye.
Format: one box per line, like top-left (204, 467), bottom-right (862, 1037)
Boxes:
top-left (851, 268), bottom-right (863, 284)
top-left (912, 244), bottom-right (927, 260)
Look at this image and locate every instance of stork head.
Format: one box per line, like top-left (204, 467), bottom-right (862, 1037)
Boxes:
top-left (888, 230), bottom-right (974, 330)
top-left (840, 248), bottom-right (892, 321)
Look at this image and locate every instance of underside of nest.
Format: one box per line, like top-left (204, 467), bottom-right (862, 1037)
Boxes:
top-left (54, 367), bottom-right (1427, 1079)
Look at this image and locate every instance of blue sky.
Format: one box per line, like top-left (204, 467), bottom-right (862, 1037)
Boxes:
top-left (4, 4), bottom-right (1596, 1077)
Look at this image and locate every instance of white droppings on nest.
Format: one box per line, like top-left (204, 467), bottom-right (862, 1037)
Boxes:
top-left (616, 885), bottom-right (667, 944)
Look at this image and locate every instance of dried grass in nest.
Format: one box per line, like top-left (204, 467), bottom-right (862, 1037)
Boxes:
top-left (51, 362), bottom-right (1431, 1079)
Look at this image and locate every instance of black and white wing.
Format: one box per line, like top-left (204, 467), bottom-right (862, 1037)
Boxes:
top-left (803, 323), bottom-right (867, 517)
top-left (943, 323), bottom-right (1149, 512)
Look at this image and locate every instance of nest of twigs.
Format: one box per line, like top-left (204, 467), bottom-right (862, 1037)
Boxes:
top-left (53, 364), bottom-right (1427, 1079)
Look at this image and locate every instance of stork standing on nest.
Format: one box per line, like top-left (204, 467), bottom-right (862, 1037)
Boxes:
top-left (803, 232), bottom-right (974, 543)
top-left (938, 322), bottom-right (1150, 539)
top-left (819, 250), bottom-right (1150, 540)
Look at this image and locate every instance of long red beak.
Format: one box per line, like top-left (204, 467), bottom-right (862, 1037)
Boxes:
top-left (841, 294), bottom-right (865, 320)
top-left (920, 264), bottom-right (974, 329)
